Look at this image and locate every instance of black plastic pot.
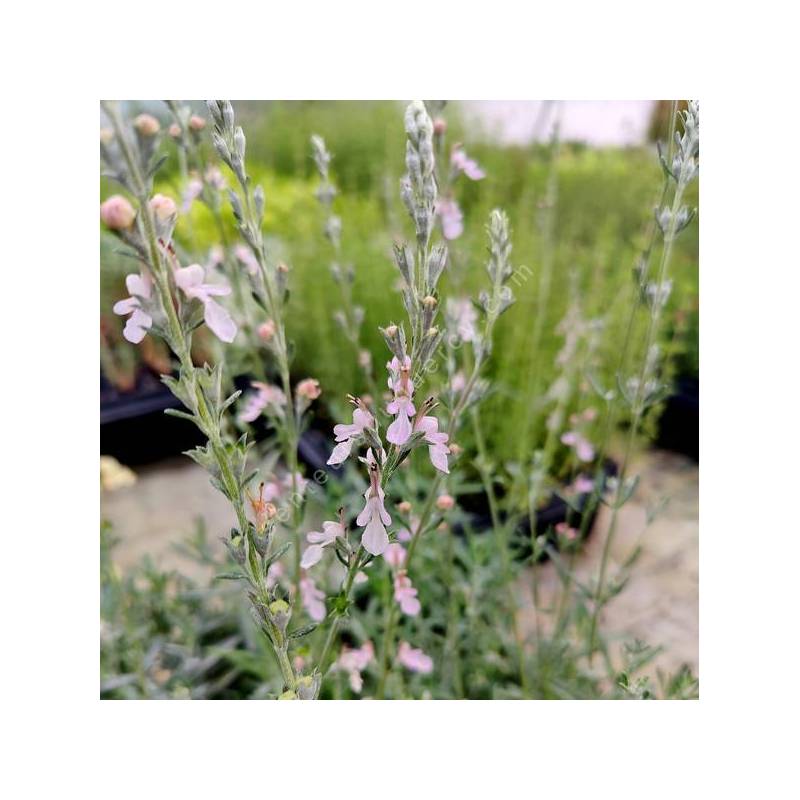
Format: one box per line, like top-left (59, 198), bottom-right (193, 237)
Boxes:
top-left (656, 375), bottom-right (699, 461)
top-left (101, 370), bottom-right (205, 465)
top-left (455, 459), bottom-right (618, 561)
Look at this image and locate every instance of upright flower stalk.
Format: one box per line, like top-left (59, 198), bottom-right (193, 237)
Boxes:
top-left (310, 135), bottom-right (378, 397)
top-left (101, 103), bottom-right (319, 699)
top-left (205, 100), bottom-right (307, 598)
top-left (586, 101), bottom-right (699, 660)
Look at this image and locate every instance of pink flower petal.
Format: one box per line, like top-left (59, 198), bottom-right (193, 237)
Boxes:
top-left (203, 299), bottom-right (237, 343)
top-left (386, 412), bottom-right (412, 445)
top-left (361, 516), bottom-right (389, 556)
top-left (300, 544), bottom-right (324, 569)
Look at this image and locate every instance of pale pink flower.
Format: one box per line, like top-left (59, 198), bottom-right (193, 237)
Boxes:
top-left (328, 405), bottom-right (375, 465)
top-left (265, 561), bottom-right (284, 589)
top-left (182, 177), bottom-right (203, 212)
top-left (436, 494), bottom-right (455, 511)
top-left (296, 378), bottom-right (321, 400)
top-left (149, 193), bottom-right (177, 222)
top-left (257, 320), bottom-right (276, 342)
top-left (113, 272), bottom-right (153, 344)
top-left (261, 480), bottom-right (283, 503)
top-left (446, 298), bottom-right (478, 342)
top-left (561, 431), bottom-right (595, 462)
top-left (238, 381), bottom-right (287, 423)
top-left (233, 244), bottom-right (259, 275)
top-left (436, 197), bottom-right (463, 240)
top-left (168, 122), bottom-right (181, 139)
top-left (207, 245), bottom-right (225, 268)
top-left (573, 475), bottom-right (595, 494)
top-left (133, 113), bottom-right (160, 137)
top-left (101, 195), bottom-right (136, 230)
top-left (357, 450), bottom-right (391, 555)
top-left (397, 641), bottom-right (433, 674)
top-left (413, 415), bottom-right (450, 474)
top-left (451, 145), bottom-right (485, 180)
top-left (283, 471), bottom-right (309, 499)
top-left (337, 641), bottom-right (374, 694)
top-left (204, 165), bottom-right (227, 191)
top-left (383, 542), bottom-right (407, 569)
top-left (450, 371), bottom-right (467, 392)
top-left (300, 576), bottom-right (326, 622)
top-left (188, 114), bottom-right (207, 132)
top-left (174, 263), bottom-right (237, 343)
top-left (396, 526), bottom-right (413, 543)
top-left (555, 522), bottom-right (579, 541)
top-left (301, 520), bottom-right (345, 569)
top-left (386, 356), bottom-right (415, 445)
top-left (394, 570), bottom-right (421, 616)
top-left (353, 571), bottom-right (369, 585)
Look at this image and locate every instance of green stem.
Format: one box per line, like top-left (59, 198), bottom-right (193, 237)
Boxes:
top-left (317, 547), bottom-right (364, 678)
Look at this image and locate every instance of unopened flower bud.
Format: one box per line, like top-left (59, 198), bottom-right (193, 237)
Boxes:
top-left (99, 128), bottom-right (114, 146)
top-left (258, 320), bottom-right (276, 342)
top-left (188, 115), bottom-right (206, 132)
top-left (149, 193), bottom-right (177, 222)
top-left (100, 195), bottom-right (136, 230)
top-left (296, 674), bottom-right (320, 700)
top-left (436, 494), bottom-right (455, 511)
top-left (269, 599), bottom-right (291, 632)
top-left (134, 113), bottom-right (160, 137)
top-left (433, 118), bottom-right (447, 136)
top-left (296, 378), bottom-right (321, 400)
top-left (385, 324), bottom-right (398, 338)
top-left (397, 500), bottom-right (412, 514)
top-left (449, 443), bottom-right (463, 456)
top-left (423, 295), bottom-right (437, 309)
top-left (168, 123), bottom-right (181, 138)
top-left (277, 262), bottom-right (289, 274)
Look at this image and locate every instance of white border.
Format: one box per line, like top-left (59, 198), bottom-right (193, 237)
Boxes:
top-left (3, 1), bottom-right (798, 796)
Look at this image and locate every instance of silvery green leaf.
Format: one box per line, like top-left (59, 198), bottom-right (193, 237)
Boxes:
top-left (147, 154), bottom-right (169, 179)
top-left (161, 373), bottom-right (194, 410)
top-left (218, 390), bottom-right (242, 418)
top-left (233, 126), bottom-right (246, 161)
top-left (393, 243), bottom-right (414, 286)
top-left (163, 408), bottom-right (196, 423)
top-left (264, 542), bottom-right (292, 573)
top-left (288, 623), bottom-right (318, 640)
top-left (221, 101), bottom-right (235, 132)
top-left (426, 244), bottom-right (448, 290)
top-left (253, 185), bottom-right (265, 221)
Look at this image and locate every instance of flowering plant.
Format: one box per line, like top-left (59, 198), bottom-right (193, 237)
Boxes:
top-left (100, 99), bottom-right (699, 700)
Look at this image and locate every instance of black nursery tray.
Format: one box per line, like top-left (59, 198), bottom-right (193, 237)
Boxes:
top-left (455, 459), bottom-right (618, 561)
top-left (101, 370), bottom-right (205, 466)
top-left (657, 375), bottom-right (698, 461)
